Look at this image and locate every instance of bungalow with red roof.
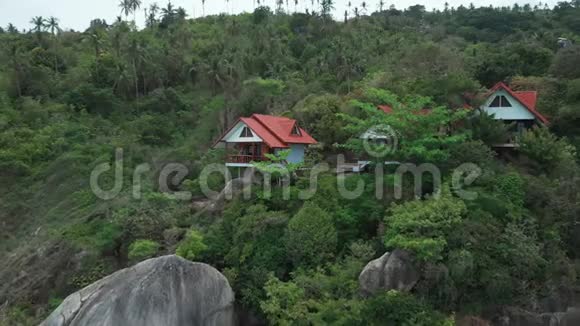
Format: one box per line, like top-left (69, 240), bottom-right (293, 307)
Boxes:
top-left (481, 82), bottom-right (548, 127)
top-left (479, 82), bottom-right (549, 147)
top-left (213, 114), bottom-right (317, 167)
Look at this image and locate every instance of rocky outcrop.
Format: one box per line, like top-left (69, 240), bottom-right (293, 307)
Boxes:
top-left (0, 240), bottom-right (84, 305)
top-left (358, 249), bottom-right (420, 297)
top-left (493, 307), bottom-right (580, 326)
top-left (456, 315), bottom-right (491, 326)
top-left (194, 172), bottom-right (259, 214)
top-left (41, 255), bottom-right (235, 326)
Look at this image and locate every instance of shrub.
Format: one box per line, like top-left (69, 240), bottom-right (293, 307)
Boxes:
top-left (360, 291), bottom-right (453, 326)
top-left (285, 202), bottom-right (338, 267)
top-left (128, 239), bottom-right (160, 262)
top-left (63, 219), bottom-right (123, 254)
top-left (519, 127), bottom-right (576, 173)
top-left (494, 173), bottom-right (525, 208)
top-left (384, 188), bottom-right (466, 261)
top-left (176, 229), bottom-right (207, 261)
top-left (468, 113), bottom-right (511, 146)
top-left (447, 140), bottom-right (495, 170)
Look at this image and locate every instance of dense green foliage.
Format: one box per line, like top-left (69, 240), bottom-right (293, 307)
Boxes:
top-left (286, 202), bottom-right (338, 267)
top-left (175, 229), bottom-right (207, 261)
top-left (2, 1), bottom-right (580, 325)
top-left (384, 188), bottom-right (467, 261)
top-left (128, 239), bottom-right (160, 262)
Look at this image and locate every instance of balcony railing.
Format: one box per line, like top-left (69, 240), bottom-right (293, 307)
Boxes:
top-left (227, 155), bottom-right (266, 164)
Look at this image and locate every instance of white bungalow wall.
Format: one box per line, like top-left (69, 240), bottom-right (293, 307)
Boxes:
top-left (222, 122), bottom-right (263, 143)
top-left (481, 89), bottom-right (535, 121)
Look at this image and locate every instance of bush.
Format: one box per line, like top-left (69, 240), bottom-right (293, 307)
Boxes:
top-left (384, 188), bottom-right (466, 261)
top-left (360, 291), bottom-right (453, 326)
top-left (468, 113), bottom-right (511, 146)
top-left (64, 84), bottom-right (119, 116)
top-left (494, 173), bottom-right (525, 208)
top-left (63, 219), bottom-right (123, 254)
top-left (128, 239), bottom-right (160, 262)
top-left (176, 229), bottom-right (207, 261)
top-left (447, 140), bottom-right (495, 170)
top-left (519, 127), bottom-right (576, 173)
top-left (286, 202), bottom-right (338, 267)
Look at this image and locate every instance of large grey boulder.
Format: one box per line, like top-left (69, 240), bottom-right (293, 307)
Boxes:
top-left (494, 308), bottom-right (545, 326)
top-left (493, 307), bottom-right (580, 326)
top-left (359, 249), bottom-right (420, 297)
top-left (41, 255), bottom-right (235, 326)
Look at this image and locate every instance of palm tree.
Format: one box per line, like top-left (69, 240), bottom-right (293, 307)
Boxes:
top-left (7, 40), bottom-right (24, 96)
top-left (379, 0), bottom-right (385, 12)
top-left (162, 1), bottom-right (176, 21)
top-left (7, 23), bottom-right (18, 34)
top-left (84, 30), bottom-right (104, 59)
top-left (321, 0), bottom-right (334, 17)
top-left (30, 16), bottom-right (45, 33)
top-left (147, 3), bottom-right (159, 26)
top-left (30, 16), bottom-right (46, 43)
top-left (201, 0), bottom-right (206, 16)
top-left (361, 1), bottom-right (367, 14)
top-left (44, 17), bottom-right (61, 73)
top-left (119, 0), bottom-right (132, 21)
top-left (176, 7), bottom-right (187, 20)
top-left (130, 0), bottom-right (142, 22)
top-left (127, 38), bottom-right (143, 98)
top-left (45, 17), bottom-right (60, 35)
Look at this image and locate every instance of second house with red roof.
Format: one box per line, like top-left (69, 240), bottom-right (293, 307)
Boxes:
top-left (213, 114), bottom-right (317, 167)
top-left (479, 82), bottom-right (549, 147)
top-left (481, 83), bottom-right (548, 127)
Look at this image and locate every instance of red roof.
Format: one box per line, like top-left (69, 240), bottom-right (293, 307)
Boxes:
top-left (215, 114), bottom-right (317, 149)
top-left (378, 105), bottom-right (394, 114)
top-left (488, 82), bottom-right (548, 125)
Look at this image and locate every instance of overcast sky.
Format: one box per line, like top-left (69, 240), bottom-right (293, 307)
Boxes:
top-left (0, 0), bottom-right (556, 32)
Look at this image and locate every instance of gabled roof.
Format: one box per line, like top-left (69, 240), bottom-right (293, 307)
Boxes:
top-left (487, 82), bottom-right (548, 125)
top-left (214, 114), bottom-right (317, 149)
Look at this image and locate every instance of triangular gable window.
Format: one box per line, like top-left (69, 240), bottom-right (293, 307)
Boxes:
top-left (240, 126), bottom-right (254, 138)
top-left (489, 95), bottom-right (513, 108)
top-left (291, 124), bottom-right (302, 136)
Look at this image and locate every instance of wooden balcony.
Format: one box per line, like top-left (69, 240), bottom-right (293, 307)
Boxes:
top-left (225, 142), bottom-right (269, 166)
top-left (227, 154), bottom-right (267, 164)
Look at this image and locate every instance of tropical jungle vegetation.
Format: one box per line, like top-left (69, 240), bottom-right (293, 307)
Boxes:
top-left (2, 0), bottom-right (580, 324)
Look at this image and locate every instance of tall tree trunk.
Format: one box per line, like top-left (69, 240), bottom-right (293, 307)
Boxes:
top-left (133, 59), bottom-right (139, 98)
top-left (14, 68), bottom-right (22, 97)
top-left (142, 71), bottom-right (147, 95)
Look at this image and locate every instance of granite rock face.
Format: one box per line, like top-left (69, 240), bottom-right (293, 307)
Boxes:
top-left (41, 255), bottom-right (235, 326)
top-left (359, 249), bottom-right (420, 297)
top-left (494, 307), bottom-right (580, 326)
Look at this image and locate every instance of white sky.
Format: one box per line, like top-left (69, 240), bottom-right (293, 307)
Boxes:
top-left (0, 0), bottom-right (557, 32)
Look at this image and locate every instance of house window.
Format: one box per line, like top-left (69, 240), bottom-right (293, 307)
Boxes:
top-left (489, 95), bottom-right (513, 108)
top-left (291, 125), bottom-right (302, 136)
top-left (240, 127), bottom-right (254, 138)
